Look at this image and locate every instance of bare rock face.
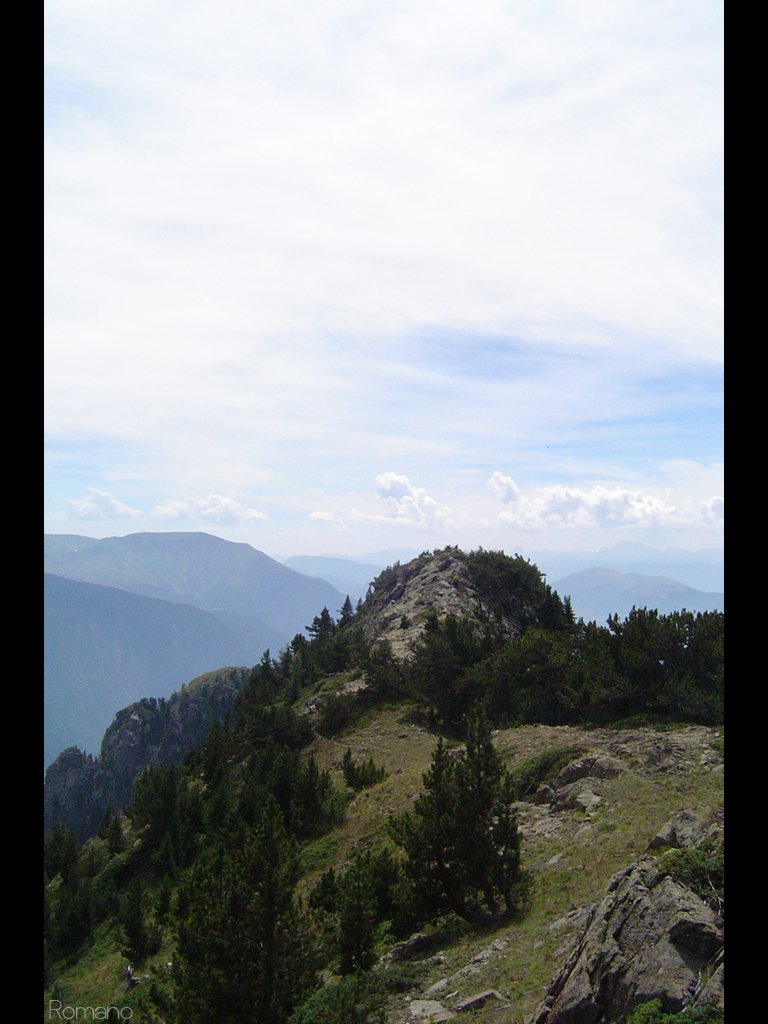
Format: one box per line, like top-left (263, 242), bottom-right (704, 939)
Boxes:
top-left (359, 549), bottom-right (485, 658)
top-left (531, 854), bottom-right (723, 1023)
top-left (531, 754), bottom-right (623, 813)
top-left (358, 547), bottom-right (535, 659)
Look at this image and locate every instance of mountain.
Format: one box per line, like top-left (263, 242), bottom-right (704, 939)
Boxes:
top-left (44, 666), bottom-right (251, 840)
top-left (552, 567), bottom-right (724, 624)
top-left (44, 531), bottom-right (345, 638)
top-left (44, 573), bottom-right (276, 767)
top-left (282, 555), bottom-right (385, 603)
top-left (44, 546), bottom-right (724, 1021)
top-left (44, 532), bottom-right (345, 765)
top-left (355, 545), bottom-right (572, 658)
top-left (530, 543), bottom-right (724, 594)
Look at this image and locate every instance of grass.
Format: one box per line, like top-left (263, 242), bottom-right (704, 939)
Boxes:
top-left (307, 713), bottom-right (724, 1023)
top-left (46, 707), bottom-right (724, 1024)
top-left (43, 919), bottom-right (176, 1023)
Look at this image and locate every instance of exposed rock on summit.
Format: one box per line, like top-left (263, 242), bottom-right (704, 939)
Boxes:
top-left (358, 547), bottom-right (563, 659)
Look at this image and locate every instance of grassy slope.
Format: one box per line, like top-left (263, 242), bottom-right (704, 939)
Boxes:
top-left (300, 707), bottom-right (724, 1024)
top-left (44, 700), bottom-right (724, 1024)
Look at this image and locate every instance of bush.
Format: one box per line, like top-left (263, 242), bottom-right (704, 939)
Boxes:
top-left (316, 695), bottom-right (355, 737)
top-left (626, 999), bottom-right (722, 1023)
top-left (657, 836), bottom-right (724, 912)
top-left (507, 746), bottom-right (585, 800)
top-left (288, 974), bottom-right (386, 1024)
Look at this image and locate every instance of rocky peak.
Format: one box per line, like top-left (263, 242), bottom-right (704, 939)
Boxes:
top-left (44, 666), bottom-right (251, 840)
top-left (358, 547), bottom-right (547, 659)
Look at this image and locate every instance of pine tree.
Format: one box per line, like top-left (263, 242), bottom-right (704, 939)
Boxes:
top-left (336, 856), bottom-right (377, 974)
top-left (173, 797), bottom-right (315, 1024)
top-left (389, 714), bottom-right (523, 922)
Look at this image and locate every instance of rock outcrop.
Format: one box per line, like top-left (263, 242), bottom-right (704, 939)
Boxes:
top-left (358, 547), bottom-right (559, 659)
top-left (531, 812), bottom-right (724, 1023)
top-left (44, 666), bottom-right (251, 839)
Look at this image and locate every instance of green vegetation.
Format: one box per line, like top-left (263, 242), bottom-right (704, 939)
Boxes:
top-left (342, 748), bottom-right (388, 790)
top-left (658, 834), bottom-right (724, 910)
top-left (389, 714), bottom-right (526, 924)
top-left (44, 548), bottom-right (725, 1022)
top-left (506, 745), bottom-right (586, 800)
top-left (626, 999), bottom-right (722, 1023)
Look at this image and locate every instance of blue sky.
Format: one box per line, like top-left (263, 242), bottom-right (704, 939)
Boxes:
top-left (44, 0), bottom-right (723, 558)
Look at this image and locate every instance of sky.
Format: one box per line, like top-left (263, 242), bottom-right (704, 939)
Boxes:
top-left (44, 0), bottom-right (723, 560)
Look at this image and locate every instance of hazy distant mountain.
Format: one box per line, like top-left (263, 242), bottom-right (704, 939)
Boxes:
top-left (530, 543), bottom-right (724, 593)
top-left (44, 573), bottom-right (281, 767)
top-left (282, 555), bottom-right (384, 603)
top-left (552, 566), bottom-right (724, 624)
top-left (44, 531), bottom-right (344, 638)
top-left (44, 532), bottom-right (345, 766)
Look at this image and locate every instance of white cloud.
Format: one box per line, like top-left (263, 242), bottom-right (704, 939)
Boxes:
top-left (348, 473), bottom-right (456, 530)
top-left (66, 488), bottom-right (144, 520)
top-left (309, 509), bottom-right (349, 529)
top-left (191, 494), bottom-right (268, 524)
top-left (487, 476), bottom-right (687, 531)
top-left (44, 3), bottom-right (722, 553)
top-left (700, 496), bottom-right (724, 522)
top-left (151, 499), bottom-right (194, 519)
top-left (488, 471), bottom-right (521, 504)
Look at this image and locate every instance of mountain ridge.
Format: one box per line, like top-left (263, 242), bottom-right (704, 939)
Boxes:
top-left (552, 566), bottom-right (724, 624)
top-left (44, 572), bottom-right (275, 767)
top-left (43, 545), bottom-right (724, 1022)
top-left (44, 531), bottom-right (345, 636)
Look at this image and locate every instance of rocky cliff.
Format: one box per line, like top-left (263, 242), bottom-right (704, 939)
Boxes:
top-left (358, 546), bottom-right (564, 658)
top-left (44, 666), bottom-right (251, 840)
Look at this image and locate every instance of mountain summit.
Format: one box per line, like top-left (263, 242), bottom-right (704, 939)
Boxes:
top-left (357, 545), bottom-right (573, 657)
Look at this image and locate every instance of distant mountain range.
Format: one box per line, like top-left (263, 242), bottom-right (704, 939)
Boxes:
top-left (281, 555), bottom-right (384, 603)
top-left (44, 532), bottom-right (344, 766)
top-left (551, 567), bottom-right (724, 624)
top-left (44, 532), bottom-right (345, 637)
top-left (44, 533), bottom-right (723, 767)
top-left (529, 542), bottom-right (724, 594)
top-left (43, 573), bottom-right (281, 768)
top-left (288, 542), bottom-right (725, 596)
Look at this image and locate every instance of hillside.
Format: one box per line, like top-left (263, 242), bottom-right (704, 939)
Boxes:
top-left (301, 715), bottom-right (723, 1023)
top-left (44, 573), bottom-right (276, 767)
top-left (44, 666), bottom-right (251, 841)
top-left (43, 547), bottom-right (724, 1023)
top-left (44, 531), bottom-right (345, 638)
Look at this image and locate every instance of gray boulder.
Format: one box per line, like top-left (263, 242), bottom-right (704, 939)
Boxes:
top-left (530, 856), bottom-right (723, 1023)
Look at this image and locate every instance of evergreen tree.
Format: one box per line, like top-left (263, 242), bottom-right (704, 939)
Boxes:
top-left (121, 876), bottom-right (160, 964)
top-left (389, 714), bottom-right (523, 922)
top-left (339, 595), bottom-right (355, 625)
top-left (336, 855), bottom-right (377, 974)
top-left (174, 797), bottom-right (315, 1024)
